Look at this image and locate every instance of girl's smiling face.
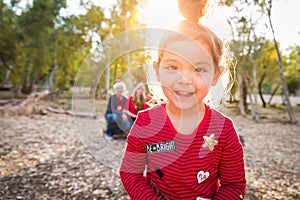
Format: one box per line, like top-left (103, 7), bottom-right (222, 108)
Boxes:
top-left (155, 39), bottom-right (222, 112)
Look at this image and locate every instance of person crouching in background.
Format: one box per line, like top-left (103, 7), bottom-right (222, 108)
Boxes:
top-left (104, 79), bottom-right (131, 140)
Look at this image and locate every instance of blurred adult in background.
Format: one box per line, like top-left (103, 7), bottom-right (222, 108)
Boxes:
top-left (104, 79), bottom-right (131, 140)
top-left (124, 82), bottom-right (150, 122)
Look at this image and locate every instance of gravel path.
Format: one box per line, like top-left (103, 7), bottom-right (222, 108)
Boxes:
top-left (0, 103), bottom-right (299, 200)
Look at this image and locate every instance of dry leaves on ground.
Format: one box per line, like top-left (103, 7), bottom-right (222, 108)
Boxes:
top-left (0, 103), bottom-right (299, 200)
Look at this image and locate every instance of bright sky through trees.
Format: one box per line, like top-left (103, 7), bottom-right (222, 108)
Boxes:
top-left (140, 0), bottom-right (300, 50)
top-left (6, 0), bottom-right (299, 49)
top-left (67, 0), bottom-right (299, 50)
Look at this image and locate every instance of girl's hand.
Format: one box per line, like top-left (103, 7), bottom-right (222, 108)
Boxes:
top-left (122, 113), bottom-right (129, 121)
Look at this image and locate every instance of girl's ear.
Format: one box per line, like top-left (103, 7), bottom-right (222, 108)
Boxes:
top-left (212, 65), bottom-right (224, 86)
top-left (153, 61), bottom-right (160, 81)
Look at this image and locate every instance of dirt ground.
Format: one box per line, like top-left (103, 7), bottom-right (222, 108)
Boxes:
top-left (0, 99), bottom-right (299, 200)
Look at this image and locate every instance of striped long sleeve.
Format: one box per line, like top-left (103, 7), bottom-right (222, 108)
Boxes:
top-left (120, 125), bottom-right (161, 199)
top-left (120, 104), bottom-right (246, 200)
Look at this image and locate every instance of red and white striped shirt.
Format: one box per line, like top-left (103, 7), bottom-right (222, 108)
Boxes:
top-left (120, 103), bottom-right (246, 200)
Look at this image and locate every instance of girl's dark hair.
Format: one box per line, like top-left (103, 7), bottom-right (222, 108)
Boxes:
top-left (178, 0), bottom-right (210, 23)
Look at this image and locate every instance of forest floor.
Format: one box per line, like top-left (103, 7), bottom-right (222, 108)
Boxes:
top-left (0, 97), bottom-right (299, 200)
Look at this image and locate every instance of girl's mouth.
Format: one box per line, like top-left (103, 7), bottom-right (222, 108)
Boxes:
top-left (174, 90), bottom-right (194, 97)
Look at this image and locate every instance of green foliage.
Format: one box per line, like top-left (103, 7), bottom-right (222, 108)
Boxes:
top-left (224, 0), bottom-right (291, 96)
top-left (226, 0), bottom-right (268, 76)
top-left (0, 0), bottom-right (104, 94)
top-left (285, 45), bottom-right (300, 94)
top-left (256, 40), bottom-right (281, 92)
top-left (98, 0), bottom-right (147, 90)
top-left (9, 0), bottom-right (68, 93)
top-left (0, 1), bottom-right (17, 73)
top-left (7, 0), bottom-right (297, 99)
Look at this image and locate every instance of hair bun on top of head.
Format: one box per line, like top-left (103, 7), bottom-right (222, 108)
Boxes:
top-left (178, 0), bottom-right (210, 22)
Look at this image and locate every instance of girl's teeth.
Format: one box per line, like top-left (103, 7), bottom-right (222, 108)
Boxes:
top-left (176, 91), bottom-right (192, 96)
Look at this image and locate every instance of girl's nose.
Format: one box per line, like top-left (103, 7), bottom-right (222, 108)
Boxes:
top-left (178, 70), bottom-right (192, 85)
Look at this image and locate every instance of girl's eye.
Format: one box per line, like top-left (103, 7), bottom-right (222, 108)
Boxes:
top-left (166, 65), bottom-right (178, 71)
top-left (194, 67), bottom-right (206, 73)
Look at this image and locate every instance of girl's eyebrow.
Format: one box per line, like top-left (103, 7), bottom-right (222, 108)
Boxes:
top-left (162, 57), bottom-right (212, 66)
top-left (161, 58), bottom-right (179, 63)
top-left (193, 61), bottom-right (212, 66)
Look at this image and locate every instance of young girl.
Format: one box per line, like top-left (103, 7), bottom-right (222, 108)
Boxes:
top-left (124, 82), bottom-right (150, 122)
top-left (120, 1), bottom-right (246, 199)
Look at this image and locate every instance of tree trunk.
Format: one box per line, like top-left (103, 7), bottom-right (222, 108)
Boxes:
top-left (267, 83), bottom-right (280, 105)
top-left (21, 68), bottom-right (33, 95)
top-left (238, 74), bottom-right (247, 116)
top-left (242, 76), bottom-right (248, 113)
top-left (50, 33), bottom-right (58, 94)
top-left (252, 60), bottom-right (259, 121)
top-left (258, 74), bottom-right (266, 108)
top-left (113, 65), bottom-right (117, 84)
top-left (1, 65), bottom-right (13, 86)
top-left (105, 65), bottom-right (110, 99)
top-left (245, 77), bottom-right (255, 120)
top-left (122, 0), bottom-right (133, 92)
top-left (266, 1), bottom-right (296, 124)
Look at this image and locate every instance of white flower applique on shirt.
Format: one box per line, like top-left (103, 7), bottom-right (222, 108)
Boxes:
top-left (202, 134), bottom-right (218, 151)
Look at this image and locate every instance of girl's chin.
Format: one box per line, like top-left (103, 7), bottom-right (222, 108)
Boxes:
top-left (168, 101), bottom-right (200, 111)
top-left (164, 92), bottom-right (202, 110)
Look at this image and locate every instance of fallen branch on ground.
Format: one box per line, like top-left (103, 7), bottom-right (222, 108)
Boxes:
top-left (46, 107), bottom-right (97, 119)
